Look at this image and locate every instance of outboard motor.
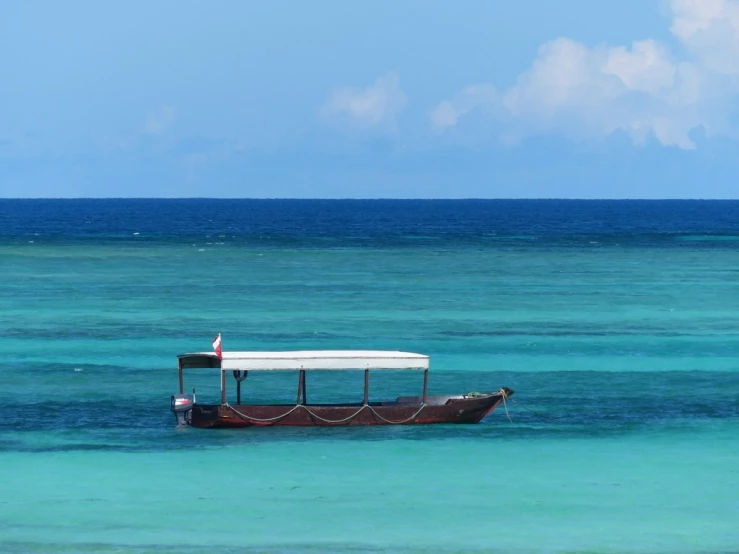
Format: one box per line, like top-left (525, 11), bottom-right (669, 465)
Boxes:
top-left (171, 393), bottom-right (194, 426)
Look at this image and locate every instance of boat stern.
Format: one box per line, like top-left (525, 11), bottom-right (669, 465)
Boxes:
top-left (171, 393), bottom-right (194, 426)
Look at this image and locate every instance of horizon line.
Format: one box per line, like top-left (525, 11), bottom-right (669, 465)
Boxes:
top-left (2, 197), bottom-right (739, 202)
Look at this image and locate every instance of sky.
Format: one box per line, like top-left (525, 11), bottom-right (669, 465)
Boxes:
top-left (2, 0), bottom-right (739, 198)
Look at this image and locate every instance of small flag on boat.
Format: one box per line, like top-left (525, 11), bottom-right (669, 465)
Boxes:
top-left (212, 333), bottom-right (222, 359)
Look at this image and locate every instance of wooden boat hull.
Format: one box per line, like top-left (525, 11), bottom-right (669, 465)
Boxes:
top-left (185, 389), bottom-right (513, 428)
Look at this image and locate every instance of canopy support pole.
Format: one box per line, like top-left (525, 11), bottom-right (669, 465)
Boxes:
top-left (364, 369), bottom-right (370, 406)
top-left (178, 359), bottom-right (184, 395)
top-left (297, 369), bottom-right (305, 405)
top-left (221, 370), bottom-right (226, 405)
top-left (301, 370), bottom-right (307, 405)
top-left (234, 370), bottom-right (248, 405)
top-left (422, 369), bottom-right (428, 404)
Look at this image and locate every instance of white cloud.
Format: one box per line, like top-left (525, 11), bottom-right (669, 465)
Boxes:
top-left (671, 0), bottom-right (739, 75)
top-left (143, 106), bottom-right (177, 135)
top-left (321, 73), bottom-right (406, 129)
top-left (432, 0), bottom-right (739, 148)
top-left (430, 84), bottom-right (498, 131)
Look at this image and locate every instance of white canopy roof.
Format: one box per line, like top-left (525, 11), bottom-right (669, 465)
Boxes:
top-left (178, 350), bottom-right (429, 371)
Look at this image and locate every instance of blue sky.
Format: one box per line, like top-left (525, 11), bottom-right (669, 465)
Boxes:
top-left (2, 0), bottom-right (739, 198)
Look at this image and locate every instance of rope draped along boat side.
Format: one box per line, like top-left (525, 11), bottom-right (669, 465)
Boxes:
top-left (171, 348), bottom-right (513, 428)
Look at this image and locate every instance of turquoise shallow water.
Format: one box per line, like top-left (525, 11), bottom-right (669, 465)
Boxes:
top-left (1, 200), bottom-right (739, 553)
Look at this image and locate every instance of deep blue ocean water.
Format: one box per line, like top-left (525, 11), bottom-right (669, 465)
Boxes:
top-left (1, 199), bottom-right (738, 553)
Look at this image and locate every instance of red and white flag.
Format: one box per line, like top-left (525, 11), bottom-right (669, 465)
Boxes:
top-left (212, 333), bottom-right (222, 359)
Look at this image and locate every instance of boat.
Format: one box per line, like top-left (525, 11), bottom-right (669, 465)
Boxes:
top-left (171, 349), bottom-right (513, 428)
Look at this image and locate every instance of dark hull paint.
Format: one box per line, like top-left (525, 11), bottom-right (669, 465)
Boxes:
top-left (186, 389), bottom-right (513, 428)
